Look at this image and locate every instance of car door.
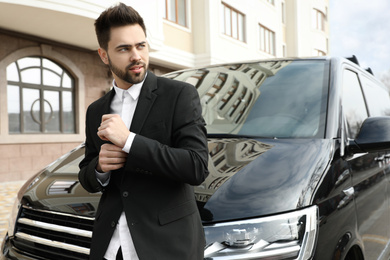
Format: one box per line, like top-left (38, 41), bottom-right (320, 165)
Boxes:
top-left (359, 74), bottom-right (390, 259)
top-left (342, 68), bottom-right (390, 260)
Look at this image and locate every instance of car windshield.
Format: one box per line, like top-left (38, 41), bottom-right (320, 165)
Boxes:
top-left (166, 59), bottom-right (329, 138)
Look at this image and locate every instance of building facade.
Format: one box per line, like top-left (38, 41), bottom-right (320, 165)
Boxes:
top-left (0, 0), bottom-right (329, 181)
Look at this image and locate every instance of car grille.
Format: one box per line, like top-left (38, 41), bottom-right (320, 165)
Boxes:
top-left (13, 206), bottom-right (94, 260)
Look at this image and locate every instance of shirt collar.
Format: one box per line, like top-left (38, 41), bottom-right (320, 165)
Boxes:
top-left (112, 73), bottom-right (147, 101)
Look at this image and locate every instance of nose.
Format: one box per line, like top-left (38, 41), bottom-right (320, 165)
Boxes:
top-left (130, 49), bottom-right (141, 62)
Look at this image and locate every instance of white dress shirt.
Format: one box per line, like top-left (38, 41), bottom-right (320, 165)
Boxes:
top-left (96, 77), bottom-right (145, 260)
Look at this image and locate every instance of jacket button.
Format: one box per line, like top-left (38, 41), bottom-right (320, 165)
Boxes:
top-left (111, 221), bottom-right (116, 228)
top-left (123, 191), bottom-right (129, 198)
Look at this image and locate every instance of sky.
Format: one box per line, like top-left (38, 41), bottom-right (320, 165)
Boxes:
top-left (329, 0), bottom-right (390, 77)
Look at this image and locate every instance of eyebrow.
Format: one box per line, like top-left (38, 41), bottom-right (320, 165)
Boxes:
top-left (115, 41), bottom-right (147, 50)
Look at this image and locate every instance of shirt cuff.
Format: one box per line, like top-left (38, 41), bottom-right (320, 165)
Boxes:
top-left (95, 170), bottom-right (111, 186)
top-left (122, 132), bottom-right (136, 153)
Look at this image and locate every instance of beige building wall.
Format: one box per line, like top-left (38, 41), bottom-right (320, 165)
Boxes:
top-left (285, 0), bottom-right (329, 57)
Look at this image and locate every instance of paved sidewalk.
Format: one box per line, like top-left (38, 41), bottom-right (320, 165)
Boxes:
top-left (0, 181), bottom-right (25, 245)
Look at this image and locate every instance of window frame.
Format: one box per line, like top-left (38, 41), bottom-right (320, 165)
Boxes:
top-left (0, 45), bottom-right (85, 144)
top-left (313, 49), bottom-right (326, 56)
top-left (312, 8), bottom-right (326, 31)
top-left (259, 24), bottom-right (276, 56)
top-left (163, 0), bottom-right (188, 27)
top-left (266, 0), bottom-right (275, 5)
top-left (221, 3), bottom-right (246, 42)
top-left (7, 56), bottom-right (76, 134)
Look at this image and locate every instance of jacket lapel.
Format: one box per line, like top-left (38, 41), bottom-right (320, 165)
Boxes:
top-left (102, 89), bottom-right (115, 114)
top-left (93, 89), bottom-right (116, 146)
top-left (130, 72), bottom-right (158, 134)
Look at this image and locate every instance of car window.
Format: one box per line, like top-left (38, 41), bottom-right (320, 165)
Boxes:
top-left (360, 75), bottom-right (390, 117)
top-left (342, 69), bottom-right (368, 139)
top-left (167, 60), bottom-right (329, 138)
top-left (237, 61), bottom-right (329, 138)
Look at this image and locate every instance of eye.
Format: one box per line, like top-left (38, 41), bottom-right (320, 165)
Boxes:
top-left (137, 43), bottom-right (146, 50)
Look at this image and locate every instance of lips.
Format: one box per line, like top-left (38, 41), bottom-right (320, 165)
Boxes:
top-left (127, 62), bottom-right (145, 74)
top-left (129, 65), bottom-right (143, 73)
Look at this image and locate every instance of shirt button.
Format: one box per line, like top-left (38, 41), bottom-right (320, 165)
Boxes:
top-left (111, 221), bottom-right (116, 228)
top-left (123, 191), bottom-right (129, 198)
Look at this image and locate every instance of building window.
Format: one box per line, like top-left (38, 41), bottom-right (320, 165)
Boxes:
top-left (6, 56), bottom-right (75, 134)
top-left (312, 8), bottom-right (326, 31)
top-left (281, 2), bottom-right (286, 24)
top-left (221, 3), bottom-right (246, 42)
top-left (313, 49), bottom-right (326, 56)
top-left (163, 0), bottom-right (187, 27)
top-left (259, 24), bottom-right (275, 55)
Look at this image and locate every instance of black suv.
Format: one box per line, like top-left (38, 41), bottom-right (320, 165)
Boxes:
top-left (2, 57), bottom-right (390, 260)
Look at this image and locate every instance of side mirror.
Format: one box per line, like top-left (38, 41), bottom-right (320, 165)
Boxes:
top-left (348, 116), bottom-right (390, 153)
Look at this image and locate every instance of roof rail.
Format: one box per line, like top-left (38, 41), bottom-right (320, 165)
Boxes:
top-left (346, 55), bottom-right (375, 76)
top-left (366, 67), bottom-right (374, 75)
top-left (346, 55), bottom-right (360, 66)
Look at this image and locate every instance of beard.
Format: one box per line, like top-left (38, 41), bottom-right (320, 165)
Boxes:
top-left (108, 56), bottom-right (148, 85)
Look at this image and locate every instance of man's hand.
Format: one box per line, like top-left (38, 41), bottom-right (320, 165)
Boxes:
top-left (98, 114), bottom-right (130, 148)
top-left (97, 143), bottom-right (127, 172)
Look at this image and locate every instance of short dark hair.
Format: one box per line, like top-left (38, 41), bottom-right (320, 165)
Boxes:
top-left (95, 3), bottom-right (147, 50)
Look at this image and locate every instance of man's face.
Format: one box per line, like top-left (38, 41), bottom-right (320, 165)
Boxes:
top-left (99, 24), bottom-right (149, 89)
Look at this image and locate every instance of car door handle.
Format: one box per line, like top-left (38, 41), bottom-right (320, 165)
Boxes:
top-left (343, 187), bottom-right (355, 197)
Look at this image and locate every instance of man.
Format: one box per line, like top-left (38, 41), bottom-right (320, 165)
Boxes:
top-left (78, 3), bottom-right (209, 260)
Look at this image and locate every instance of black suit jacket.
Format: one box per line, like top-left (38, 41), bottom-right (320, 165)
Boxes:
top-left (79, 72), bottom-right (209, 259)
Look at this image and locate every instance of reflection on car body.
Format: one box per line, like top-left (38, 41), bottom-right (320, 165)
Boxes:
top-left (3, 56), bottom-right (390, 260)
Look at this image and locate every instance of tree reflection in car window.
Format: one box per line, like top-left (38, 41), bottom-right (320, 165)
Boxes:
top-left (342, 70), bottom-right (368, 139)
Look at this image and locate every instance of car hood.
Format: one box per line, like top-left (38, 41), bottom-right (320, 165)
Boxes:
top-left (18, 146), bottom-right (101, 218)
top-left (197, 137), bottom-right (334, 223)
top-left (19, 138), bottom-right (333, 222)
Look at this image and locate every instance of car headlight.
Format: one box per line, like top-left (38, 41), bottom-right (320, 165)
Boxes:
top-left (204, 206), bottom-right (318, 260)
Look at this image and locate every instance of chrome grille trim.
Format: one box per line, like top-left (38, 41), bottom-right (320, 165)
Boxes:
top-left (17, 218), bottom-right (92, 238)
top-left (15, 232), bottom-right (90, 255)
top-left (13, 206), bottom-right (94, 259)
top-left (23, 206), bottom-right (95, 221)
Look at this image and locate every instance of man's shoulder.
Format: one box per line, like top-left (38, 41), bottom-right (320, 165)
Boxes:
top-left (87, 90), bottom-right (112, 110)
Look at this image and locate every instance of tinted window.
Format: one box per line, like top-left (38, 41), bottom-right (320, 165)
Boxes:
top-left (361, 75), bottom-right (390, 117)
top-left (238, 61), bottom-right (329, 138)
top-left (342, 70), bottom-right (368, 139)
top-left (167, 60), bottom-right (329, 138)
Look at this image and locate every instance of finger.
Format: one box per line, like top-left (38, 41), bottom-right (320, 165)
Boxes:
top-left (100, 144), bottom-right (128, 159)
top-left (101, 143), bottom-right (124, 151)
top-left (100, 156), bottom-right (126, 165)
top-left (99, 162), bottom-right (125, 172)
top-left (102, 151), bottom-right (127, 159)
top-left (99, 154), bottom-right (126, 172)
top-left (102, 114), bottom-right (120, 123)
top-left (97, 131), bottom-right (109, 141)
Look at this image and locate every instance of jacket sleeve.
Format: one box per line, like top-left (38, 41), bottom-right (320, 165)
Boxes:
top-left (126, 84), bottom-right (209, 186)
top-left (78, 106), bottom-right (105, 193)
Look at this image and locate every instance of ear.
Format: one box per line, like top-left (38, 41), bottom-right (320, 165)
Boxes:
top-left (98, 48), bottom-right (109, 65)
